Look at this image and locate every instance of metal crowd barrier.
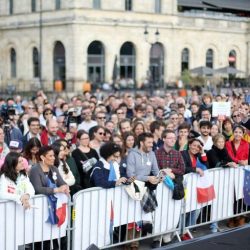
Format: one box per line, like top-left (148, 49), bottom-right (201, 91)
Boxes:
top-left (1, 166), bottom-right (250, 250)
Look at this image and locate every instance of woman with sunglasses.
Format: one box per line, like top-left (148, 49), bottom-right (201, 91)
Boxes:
top-left (232, 110), bottom-right (242, 125)
top-left (40, 108), bottom-right (55, 127)
top-left (89, 125), bottom-right (105, 156)
top-left (72, 130), bottom-right (99, 189)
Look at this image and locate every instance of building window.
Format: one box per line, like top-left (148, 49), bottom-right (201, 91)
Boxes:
top-left (125, 0), bottom-right (132, 11)
top-left (181, 48), bottom-right (189, 72)
top-left (31, 0), bottom-right (36, 12)
top-left (119, 42), bottom-right (136, 88)
top-left (87, 41), bottom-right (105, 86)
top-left (33, 47), bottom-right (40, 78)
top-left (10, 48), bottom-right (16, 78)
top-left (206, 49), bottom-right (213, 68)
top-left (229, 50), bottom-right (236, 68)
top-left (53, 41), bottom-right (66, 90)
top-left (150, 43), bottom-right (164, 88)
top-left (55, 0), bottom-right (61, 10)
top-left (9, 0), bottom-right (14, 14)
top-left (93, 0), bottom-right (101, 9)
top-left (155, 0), bottom-right (161, 13)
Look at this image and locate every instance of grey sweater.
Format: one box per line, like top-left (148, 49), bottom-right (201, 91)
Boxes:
top-left (126, 147), bottom-right (159, 182)
top-left (29, 164), bottom-right (66, 195)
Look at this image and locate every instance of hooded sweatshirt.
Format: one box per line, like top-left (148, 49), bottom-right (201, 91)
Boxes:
top-left (126, 147), bottom-right (159, 182)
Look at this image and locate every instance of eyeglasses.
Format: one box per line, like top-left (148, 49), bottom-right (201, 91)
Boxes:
top-left (97, 117), bottom-right (106, 120)
top-left (45, 112), bottom-right (52, 115)
top-left (80, 137), bottom-right (89, 140)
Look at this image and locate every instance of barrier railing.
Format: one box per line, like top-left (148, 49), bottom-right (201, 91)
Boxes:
top-left (0, 195), bottom-right (68, 250)
top-left (1, 166), bottom-right (250, 250)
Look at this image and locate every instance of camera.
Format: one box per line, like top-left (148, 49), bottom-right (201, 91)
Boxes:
top-left (64, 108), bottom-right (78, 130)
top-left (0, 104), bottom-right (16, 123)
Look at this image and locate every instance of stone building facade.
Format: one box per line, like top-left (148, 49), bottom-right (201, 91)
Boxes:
top-left (0, 0), bottom-right (249, 92)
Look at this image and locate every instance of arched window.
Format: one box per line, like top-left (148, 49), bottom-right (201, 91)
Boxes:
top-left (206, 49), bottom-right (213, 68)
top-left (55, 0), bottom-right (61, 10)
top-left (125, 0), bottom-right (132, 11)
top-left (53, 41), bottom-right (66, 90)
top-left (229, 50), bottom-right (236, 68)
top-left (33, 47), bottom-right (40, 78)
top-left (181, 48), bottom-right (189, 72)
top-left (10, 48), bottom-right (16, 78)
top-left (150, 43), bottom-right (164, 88)
top-left (31, 0), bottom-right (36, 12)
top-left (87, 41), bottom-right (105, 86)
top-left (120, 42), bottom-right (136, 88)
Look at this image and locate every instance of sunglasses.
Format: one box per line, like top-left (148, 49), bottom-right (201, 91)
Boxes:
top-left (98, 132), bottom-right (105, 136)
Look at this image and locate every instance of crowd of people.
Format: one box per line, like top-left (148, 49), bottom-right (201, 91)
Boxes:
top-left (0, 88), bottom-right (249, 249)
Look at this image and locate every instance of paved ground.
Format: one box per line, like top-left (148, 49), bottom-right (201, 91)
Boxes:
top-left (110, 219), bottom-right (247, 250)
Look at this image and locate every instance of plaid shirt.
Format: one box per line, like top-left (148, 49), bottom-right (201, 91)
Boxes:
top-left (155, 147), bottom-right (185, 176)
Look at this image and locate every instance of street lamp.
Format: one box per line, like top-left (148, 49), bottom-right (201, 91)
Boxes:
top-left (143, 26), bottom-right (160, 95)
top-left (39, 0), bottom-right (43, 89)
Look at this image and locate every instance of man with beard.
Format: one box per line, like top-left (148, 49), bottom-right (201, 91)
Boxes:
top-left (197, 120), bottom-right (213, 152)
top-left (126, 132), bottom-right (159, 249)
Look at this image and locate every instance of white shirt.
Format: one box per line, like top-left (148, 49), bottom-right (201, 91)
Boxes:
top-left (0, 174), bottom-right (35, 203)
top-left (78, 120), bottom-right (97, 132)
top-left (197, 136), bottom-right (213, 151)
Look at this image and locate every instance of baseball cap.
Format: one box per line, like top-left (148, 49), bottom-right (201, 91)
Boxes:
top-left (9, 140), bottom-right (23, 150)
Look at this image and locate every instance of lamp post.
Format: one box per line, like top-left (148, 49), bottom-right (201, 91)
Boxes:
top-left (39, 0), bottom-right (43, 89)
top-left (143, 26), bottom-right (160, 96)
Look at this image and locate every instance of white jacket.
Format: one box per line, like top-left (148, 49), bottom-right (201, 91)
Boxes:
top-left (58, 161), bottom-right (75, 186)
top-left (0, 174), bottom-right (35, 204)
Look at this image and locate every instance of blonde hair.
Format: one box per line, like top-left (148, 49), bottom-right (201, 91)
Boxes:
top-left (212, 133), bottom-right (225, 145)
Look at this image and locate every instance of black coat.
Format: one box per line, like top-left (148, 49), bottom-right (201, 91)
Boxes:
top-left (181, 150), bottom-right (208, 174)
top-left (206, 145), bottom-right (233, 169)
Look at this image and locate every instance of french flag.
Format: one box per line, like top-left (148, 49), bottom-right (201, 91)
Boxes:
top-left (196, 171), bottom-right (215, 204)
top-left (55, 193), bottom-right (68, 227)
top-left (109, 201), bottom-right (114, 242)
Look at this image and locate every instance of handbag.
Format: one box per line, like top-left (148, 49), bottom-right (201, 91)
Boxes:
top-left (172, 175), bottom-right (184, 200)
top-left (125, 180), bottom-right (147, 201)
top-left (163, 176), bottom-right (175, 190)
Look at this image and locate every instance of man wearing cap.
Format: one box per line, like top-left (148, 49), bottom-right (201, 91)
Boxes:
top-left (0, 140), bottom-right (29, 171)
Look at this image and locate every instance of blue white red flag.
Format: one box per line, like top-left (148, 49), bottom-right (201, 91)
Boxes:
top-left (243, 169), bottom-right (250, 206)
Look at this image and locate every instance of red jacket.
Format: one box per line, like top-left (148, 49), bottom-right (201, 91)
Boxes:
top-left (40, 129), bottom-right (64, 146)
top-left (225, 139), bottom-right (249, 164)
